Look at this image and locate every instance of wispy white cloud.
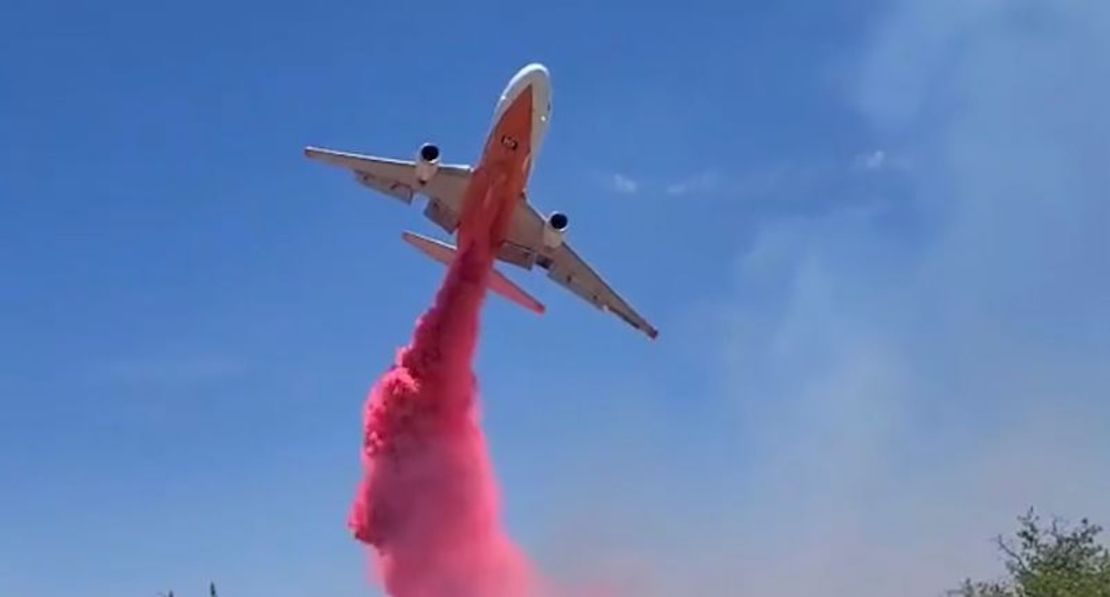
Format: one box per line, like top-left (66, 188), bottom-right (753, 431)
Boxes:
top-left (665, 171), bottom-right (723, 196)
top-left (853, 149), bottom-right (887, 170)
top-left (704, 1), bottom-right (1110, 594)
top-left (608, 173), bottom-right (639, 195)
top-left (613, 154), bottom-right (898, 203)
top-left (852, 148), bottom-right (914, 174)
top-left (665, 155), bottom-right (904, 203)
top-left (544, 2), bottom-right (1110, 596)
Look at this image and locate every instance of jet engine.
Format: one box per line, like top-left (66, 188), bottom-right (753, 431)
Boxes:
top-left (542, 211), bottom-right (569, 248)
top-left (415, 143), bottom-right (440, 184)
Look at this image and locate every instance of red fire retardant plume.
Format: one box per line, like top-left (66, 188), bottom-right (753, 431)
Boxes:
top-left (348, 241), bottom-right (539, 597)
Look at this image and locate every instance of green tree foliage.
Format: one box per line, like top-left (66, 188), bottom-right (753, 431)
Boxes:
top-left (955, 509), bottom-right (1110, 597)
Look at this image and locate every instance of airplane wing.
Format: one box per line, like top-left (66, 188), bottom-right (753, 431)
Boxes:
top-left (506, 203), bottom-right (658, 340)
top-left (543, 242), bottom-right (659, 339)
top-left (304, 146), bottom-right (472, 233)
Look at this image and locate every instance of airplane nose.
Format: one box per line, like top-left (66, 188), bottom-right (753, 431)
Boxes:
top-left (492, 63), bottom-right (551, 129)
top-left (525, 62), bottom-right (549, 78)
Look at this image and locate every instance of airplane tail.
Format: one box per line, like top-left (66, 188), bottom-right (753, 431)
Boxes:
top-left (401, 231), bottom-right (546, 315)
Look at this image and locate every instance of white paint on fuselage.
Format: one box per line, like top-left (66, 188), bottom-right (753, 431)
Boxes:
top-left (490, 62), bottom-right (552, 176)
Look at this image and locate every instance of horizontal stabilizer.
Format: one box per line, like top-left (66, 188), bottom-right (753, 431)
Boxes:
top-left (401, 231), bottom-right (546, 315)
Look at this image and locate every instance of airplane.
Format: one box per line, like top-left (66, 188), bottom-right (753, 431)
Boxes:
top-left (304, 63), bottom-right (658, 340)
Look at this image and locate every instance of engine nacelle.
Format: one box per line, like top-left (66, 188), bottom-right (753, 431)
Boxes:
top-left (415, 143), bottom-right (440, 184)
top-left (542, 211), bottom-right (569, 248)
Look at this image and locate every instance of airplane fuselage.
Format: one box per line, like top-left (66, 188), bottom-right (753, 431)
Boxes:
top-left (456, 64), bottom-right (551, 254)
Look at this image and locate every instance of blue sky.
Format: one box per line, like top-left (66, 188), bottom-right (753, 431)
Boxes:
top-left (3, 1), bottom-right (1109, 595)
